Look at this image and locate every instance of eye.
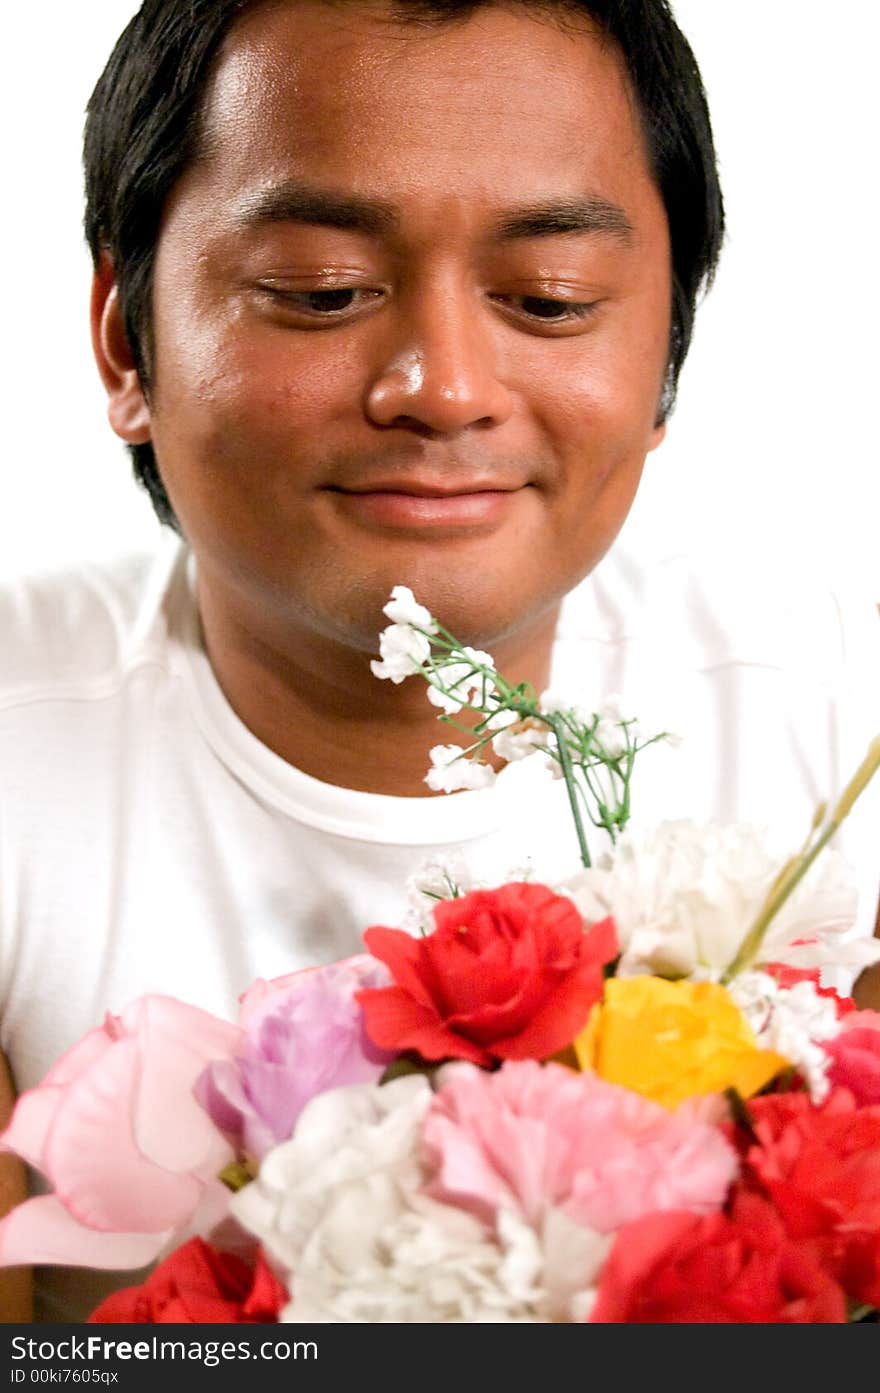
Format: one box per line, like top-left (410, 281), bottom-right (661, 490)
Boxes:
top-left (522, 296), bottom-right (589, 320)
top-left (491, 293), bottom-right (599, 330)
top-left (292, 289), bottom-right (361, 314)
top-left (258, 285), bottom-right (384, 321)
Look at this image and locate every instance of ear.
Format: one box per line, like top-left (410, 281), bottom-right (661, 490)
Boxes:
top-left (647, 420), bottom-right (667, 453)
top-left (90, 252), bottom-right (152, 445)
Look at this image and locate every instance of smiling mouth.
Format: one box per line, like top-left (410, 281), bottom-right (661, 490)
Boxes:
top-left (324, 479), bottom-right (529, 531)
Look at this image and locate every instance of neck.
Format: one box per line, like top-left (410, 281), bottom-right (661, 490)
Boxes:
top-left (195, 576), bottom-right (560, 797)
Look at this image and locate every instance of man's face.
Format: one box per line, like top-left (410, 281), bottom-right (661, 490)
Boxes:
top-left (142, 0), bottom-right (671, 651)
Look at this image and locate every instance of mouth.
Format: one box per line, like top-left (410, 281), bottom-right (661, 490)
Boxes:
top-left (323, 477), bottom-right (531, 532)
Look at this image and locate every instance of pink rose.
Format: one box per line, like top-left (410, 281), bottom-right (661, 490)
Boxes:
top-left (0, 997), bottom-right (240, 1271)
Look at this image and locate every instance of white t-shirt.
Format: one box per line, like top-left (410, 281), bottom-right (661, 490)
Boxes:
top-left (1, 525), bottom-right (878, 1320)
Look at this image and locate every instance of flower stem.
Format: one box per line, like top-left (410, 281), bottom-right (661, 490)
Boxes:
top-left (723, 736), bottom-right (880, 981)
top-left (548, 715), bottom-right (592, 869)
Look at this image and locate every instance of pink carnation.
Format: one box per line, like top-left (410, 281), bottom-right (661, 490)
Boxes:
top-left (824, 1010), bottom-right (880, 1106)
top-left (422, 1060), bottom-right (738, 1235)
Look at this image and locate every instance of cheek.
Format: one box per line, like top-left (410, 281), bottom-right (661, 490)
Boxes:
top-left (537, 301), bottom-right (670, 476)
top-left (531, 359), bottom-right (653, 488)
top-left (151, 321), bottom-right (359, 469)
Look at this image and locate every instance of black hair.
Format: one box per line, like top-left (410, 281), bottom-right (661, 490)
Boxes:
top-left (84, 0), bottom-right (724, 530)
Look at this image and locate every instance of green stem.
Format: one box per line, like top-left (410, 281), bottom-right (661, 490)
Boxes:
top-left (723, 736), bottom-right (880, 981)
top-left (722, 824), bottom-right (836, 981)
top-left (548, 715), bottom-right (592, 869)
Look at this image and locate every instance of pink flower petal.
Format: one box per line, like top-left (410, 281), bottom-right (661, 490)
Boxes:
top-left (423, 1062), bottom-right (738, 1236)
top-left (0, 1195), bottom-right (168, 1270)
top-left (239, 969), bottom-right (318, 1029)
top-left (1, 1088), bottom-right (64, 1170)
top-left (238, 957), bottom-right (385, 1032)
top-left (42, 1026), bottom-right (114, 1088)
top-left (127, 997), bottom-right (239, 1173)
top-left (44, 1037), bottom-right (202, 1233)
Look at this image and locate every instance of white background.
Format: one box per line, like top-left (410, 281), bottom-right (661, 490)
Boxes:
top-left (1, 1), bottom-right (877, 593)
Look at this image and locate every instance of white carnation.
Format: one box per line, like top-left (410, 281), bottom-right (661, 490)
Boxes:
top-left (232, 1078), bottom-right (606, 1323)
top-left (562, 819), bottom-right (859, 981)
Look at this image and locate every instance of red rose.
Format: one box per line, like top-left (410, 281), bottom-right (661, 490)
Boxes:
top-left (734, 1088), bottom-right (880, 1306)
top-left (357, 882), bottom-right (617, 1066)
top-left (825, 1011), bottom-right (880, 1105)
top-left (590, 1193), bottom-right (847, 1323)
top-left (88, 1238), bottom-right (287, 1323)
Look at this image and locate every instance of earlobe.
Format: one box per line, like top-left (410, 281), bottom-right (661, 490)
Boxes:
top-left (90, 253), bottom-right (152, 446)
top-left (648, 421), bottom-right (667, 453)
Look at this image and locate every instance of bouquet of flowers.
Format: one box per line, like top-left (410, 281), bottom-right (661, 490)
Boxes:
top-left (1, 588), bottom-right (879, 1324)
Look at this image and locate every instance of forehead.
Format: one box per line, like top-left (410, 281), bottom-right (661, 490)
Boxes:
top-left (191, 1), bottom-right (659, 230)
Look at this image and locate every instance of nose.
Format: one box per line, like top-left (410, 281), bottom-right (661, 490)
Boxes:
top-left (364, 287), bottom-right (514, 435)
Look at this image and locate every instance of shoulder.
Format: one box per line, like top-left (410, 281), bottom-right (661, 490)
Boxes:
top-left (0, 535), bottom-right (188, 713)
top-left (559, 532), bottom-right (877, 682)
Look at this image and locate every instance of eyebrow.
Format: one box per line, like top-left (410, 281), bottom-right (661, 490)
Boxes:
top-left (493, 197), bottom-right (634, 243)
top-left (236, 183), bottom-right (397, 236)
top-left (235, 182), bottom-right (634, 243)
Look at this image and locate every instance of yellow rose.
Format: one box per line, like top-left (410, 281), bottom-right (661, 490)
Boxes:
top-left (571, 977), bottom-right (788, 1110)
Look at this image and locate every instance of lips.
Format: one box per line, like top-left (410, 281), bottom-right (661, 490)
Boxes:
top-left (324, 476), bottom-right (529, 531)
top-left (330, 475), bottom-right (526, 497)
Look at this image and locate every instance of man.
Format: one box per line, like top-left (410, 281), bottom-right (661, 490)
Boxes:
top-left (1, 0), bottom-right (877, 1321)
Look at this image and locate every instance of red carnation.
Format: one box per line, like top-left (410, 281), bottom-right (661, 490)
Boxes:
top-left (590, 1193), bottom-right (847, 1324)
top-left (357, 882), bottom-right (617, 1066)
top-left (88, 1238), bottom-right (287, 1323)
top-left (733, 1088), bottom-right (880, 1307)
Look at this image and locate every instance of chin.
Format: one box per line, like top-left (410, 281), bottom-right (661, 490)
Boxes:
top-left (340, 561), bottom-right (568, 657)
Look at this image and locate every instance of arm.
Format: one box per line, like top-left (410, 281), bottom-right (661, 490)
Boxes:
top-left (0, 1051), bottom-right (32, 1321)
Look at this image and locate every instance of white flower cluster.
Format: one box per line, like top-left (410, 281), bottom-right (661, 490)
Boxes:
top-left (371, 589), bottom-right (500, 791)
top-left (369, 586), bottom-right (437, 684)
top-left (727, 971), bottom-right (840, 1103)
top-left (540, 690), bottom-right (640, 761)
top-left (370, 587), bottom-right (677, 858)
top-left (481, 692), bottom-right (645, 781)
top-left (425, 745), bottom-right (496, 794)
top-left (231, 1076), bottom-right (606, 1323)
top-left (425, 647), bottom-right (496, 715)
top-left (399, 859), bottom-right (474, 935)
top-left (489, 713), bottom-right (550, 766)
top-left (563, 819), bottom-right (860, 982)
top-left (399, 857), bottom-right (537, 936)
